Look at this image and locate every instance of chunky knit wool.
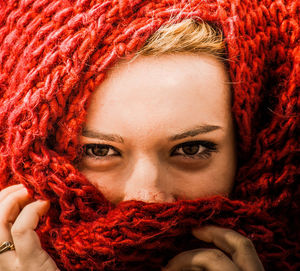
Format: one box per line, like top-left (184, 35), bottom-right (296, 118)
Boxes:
top-left (0, 0), bottom-right (299, 270)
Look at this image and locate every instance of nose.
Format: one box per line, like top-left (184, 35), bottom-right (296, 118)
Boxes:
top-left (123, 156), bottom-right (175, 203)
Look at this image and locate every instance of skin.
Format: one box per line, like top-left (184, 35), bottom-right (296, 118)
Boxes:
top-left (0, 54), bottom-right (264, 270)
top-left (79, 54), bottom-right (236, 203)
top-left (0, 185), bottom-right (58, 271)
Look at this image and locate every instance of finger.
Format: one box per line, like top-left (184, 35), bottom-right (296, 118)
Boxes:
top-left (0, 184), bottom-right (25, 202)
top-left (164, 248), bottom-right (239, 271)
top-left (0, 187), bottom-right (31, 267)
top-left (192, 226), bottom-right (264, 271)
top-left (11, 200), bottom-right (50, 262)
top-left (0, 188), bottom-right (32, 239)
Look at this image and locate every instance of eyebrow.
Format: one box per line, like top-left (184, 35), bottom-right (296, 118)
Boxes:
top-left (81, 128), bottom-right (124, 143)
top-left (81, 125), bottom-right (222, 144)
top-left (168, 125), bottom-right (222, 141)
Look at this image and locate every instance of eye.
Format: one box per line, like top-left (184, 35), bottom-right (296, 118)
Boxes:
top-left (83, 144), bottom-right (120, 158)
top-left (171, 141), bottom-right (218, 159)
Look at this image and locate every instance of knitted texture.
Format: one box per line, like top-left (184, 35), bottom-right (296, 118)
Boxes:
top-left (0, 0), bottom-right (299, 270)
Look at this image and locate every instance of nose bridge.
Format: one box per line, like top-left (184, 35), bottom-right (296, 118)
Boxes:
top-left (123, 155), bottom-right (174, 203)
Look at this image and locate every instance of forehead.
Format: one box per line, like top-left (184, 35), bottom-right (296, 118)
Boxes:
top-left (86, 54), bottom-right (231, 132)
top-left (108, 53), bottom-right (229, 91)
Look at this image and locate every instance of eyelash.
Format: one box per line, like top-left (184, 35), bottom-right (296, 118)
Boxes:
top-left (82, 144), bottom-right (121, 159)
top-left (170, 141), bottom-right (218, 159)
top-left (82, 141), bottom-right (218, 160)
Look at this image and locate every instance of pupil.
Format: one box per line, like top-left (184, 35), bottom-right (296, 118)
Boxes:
top-left (182, 144), bottom-right (199, 155)
top-left (92, 146), bottom-right (109, 156)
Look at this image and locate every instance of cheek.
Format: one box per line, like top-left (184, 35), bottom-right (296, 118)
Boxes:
top-left (204, 147), bottom-right (236, 196)
top-left (172, 155), bottom-right (235, 199)
top-left (174, 171), bottom-right (234, 200)
top-left (80, 169), bottom-right (125, 203)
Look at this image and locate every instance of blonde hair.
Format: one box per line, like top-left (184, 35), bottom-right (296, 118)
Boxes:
top-left (136, 19), bottom-right (226, 59)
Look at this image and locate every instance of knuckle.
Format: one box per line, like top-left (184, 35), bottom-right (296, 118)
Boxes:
top-left (0, 186), bottom-right (11, 196)
top-left (11, 223), bottom-right (26, 237)
top-left (3, 193), bottom-right (17, 204)
top-left (3, 193), bottom-right (23, 211)
top-left (238, 237), bottom-right (255, 251)
top-left (209, 249), bottom-right (225, 260)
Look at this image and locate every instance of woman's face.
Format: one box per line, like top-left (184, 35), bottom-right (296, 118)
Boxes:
top-left (79, 53), bottom-right (236, 204)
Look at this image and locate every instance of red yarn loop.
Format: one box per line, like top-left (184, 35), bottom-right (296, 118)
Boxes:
top-left (0, 0), bottom-right (298, 270)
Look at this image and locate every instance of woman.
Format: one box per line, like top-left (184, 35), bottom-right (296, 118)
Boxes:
top-left (0, 0), bottom-right (298, 270)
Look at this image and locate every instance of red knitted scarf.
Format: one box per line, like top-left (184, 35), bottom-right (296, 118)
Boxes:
top-left (0, 0), bottom-right (298, 270)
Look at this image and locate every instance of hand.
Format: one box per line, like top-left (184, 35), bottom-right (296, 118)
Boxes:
top-left (163, 226), bottom-right (264, 271)
top-left (0, 184), bottom-right (59, 271)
